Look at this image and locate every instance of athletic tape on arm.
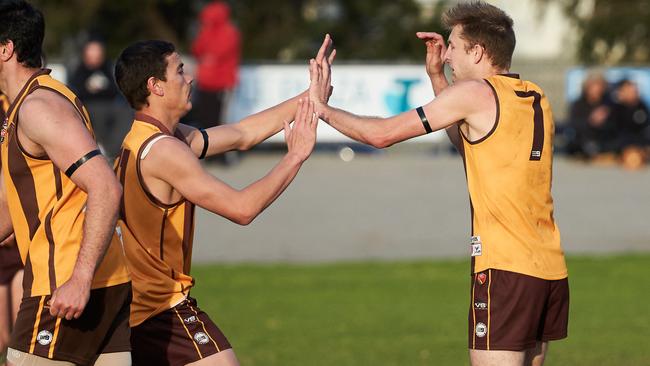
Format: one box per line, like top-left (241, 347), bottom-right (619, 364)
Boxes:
top-left (416, 106), bottom-right (433, 134)
top-left (198, 129), bottom-right (209, 160)
top-left (65, 149), bottom-right (102, 177)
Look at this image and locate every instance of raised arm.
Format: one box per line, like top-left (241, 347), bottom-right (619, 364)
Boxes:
top-left (416, 31), bottom-right (463, 152)
top-left (144, 99), bottom-right (318, 225)
top-left (314, 77), bottom-right (492, 148)
top-left (180, 35), bottom-right (336, 158)
top-left (19, 89), bottom-right (122, 320)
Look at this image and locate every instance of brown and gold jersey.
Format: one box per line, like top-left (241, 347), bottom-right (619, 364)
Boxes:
top-left (461, 74), bottom-right (567, 280)
top-left (0, 69), bottom-right (130, 297)
top-left (115, 112), bottom-right (195, 326)
top-left (0, 92), bottom-right (9, 120)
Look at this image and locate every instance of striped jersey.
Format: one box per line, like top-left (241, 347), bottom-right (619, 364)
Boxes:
top-left (0, 69), bottom-right (130, 297)
top-left (461, 74), bottom-right (567, 280)
top-left (115, 112), bottom-right (196, 326)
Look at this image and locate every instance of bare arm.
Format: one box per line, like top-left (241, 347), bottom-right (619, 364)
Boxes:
top-left (310, 50), bottom-right (494, 148)
top-left (144, 100), bottom-right (318, 225)
top-left (177, 91), bottom-right (307, 156)
top-left (19, 90), bottom-right (122, 320)
top-left (416, 31), bottom-right (463, 152)
top-left (0, 170), bottom-right (12, 243)
top-left (179, 35), bottom-right (337, 157)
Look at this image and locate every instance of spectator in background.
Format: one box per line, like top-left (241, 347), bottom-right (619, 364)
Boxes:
top-left (192, 1), bottom-right (241, 164)
top-left (566, 73), bottom-right (617, 159)
top-left (68, 38), bottom-right (123, 158)
top-left (609, 79), bottom-right (650, 169)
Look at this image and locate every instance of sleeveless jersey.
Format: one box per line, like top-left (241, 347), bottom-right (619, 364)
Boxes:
top-left (461, 74), bottom-right (567, 280)
top-left (0, 93), bottom-right (9, 120)
top-left (0, 69), bottom-right (130, 297)
top-left (114, 112), bottom-right (196, 326)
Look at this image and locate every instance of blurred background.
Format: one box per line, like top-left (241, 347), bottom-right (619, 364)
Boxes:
top-left (31, 0), bottom-right (650, 364)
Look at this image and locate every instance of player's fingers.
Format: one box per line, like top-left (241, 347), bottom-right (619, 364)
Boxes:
top-left (73, 309), bottom-right (83, 319)
top-left (416, 31), bottom-right (436, 40)
top-left (283, 120), bottom-right (291, 144)
top-left (307, 101), bottom-right (315, 127)
top-left (300, 98), bottom-right (310, 127)
top-left (309, 59), bottom-right (320, 83)
top-left (328, 48), bottom-right (337, 65)
top-left (315, 34), bottom-right (330, 63)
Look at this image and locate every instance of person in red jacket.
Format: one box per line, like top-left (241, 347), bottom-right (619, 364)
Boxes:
top-left (192, 2), bottom-right (240, 134)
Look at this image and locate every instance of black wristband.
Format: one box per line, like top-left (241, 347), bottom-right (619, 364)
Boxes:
top-left (416, 106), bottom-right (433, 134)
top-left (65, 149), bottom-right (102, 177)
top-left (198, 128), bottom-right (209, 160)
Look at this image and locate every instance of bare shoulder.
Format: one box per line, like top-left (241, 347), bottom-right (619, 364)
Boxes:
top-left (18, 89), bottom-right (84, 140)
top-left (447, 79), bottom-right (494, 99)
top-left (19, 89), bottom-right (82, 127)
top-left (144, 134), bottom-right (197, 167)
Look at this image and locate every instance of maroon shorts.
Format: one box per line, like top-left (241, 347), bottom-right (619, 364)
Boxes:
top-left (0, 242), bottom-right (23, 285)
top-left (469, 269), bottom-right (569, 351)
top-left (131, 297), bottom-right (232, 366)
top-left (9, 282), bottom-right (132, 365)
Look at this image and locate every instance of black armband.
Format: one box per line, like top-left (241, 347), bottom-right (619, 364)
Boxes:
top-left (198, 129), bottom-right (209, 160)
top-left (416, 106), bottom-right (433, 134)
top-left (65, 149), bottom-right (102, 177)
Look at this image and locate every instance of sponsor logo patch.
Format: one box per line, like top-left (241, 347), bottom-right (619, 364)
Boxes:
top-left (474, 301), bottom-right (487, 310)
top-left (477, 273), bottom-right (487, 285)
top-left (475, 322), bottom-right (487, 338)
top-left (470, 236), bottom-right (482, 257)
top-left (184, 315), bottom-right (197, 324)
top-left (37, 330), bottom-right (53, 346)
top-left (193, 332), bottom-right (210, 345)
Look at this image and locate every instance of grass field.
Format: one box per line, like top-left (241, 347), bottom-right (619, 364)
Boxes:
top-left (191, 254), bottom-right (650, 366)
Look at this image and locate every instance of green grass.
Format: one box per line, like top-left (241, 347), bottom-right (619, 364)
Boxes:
top-left (191, 254), bottom-right (650, 366)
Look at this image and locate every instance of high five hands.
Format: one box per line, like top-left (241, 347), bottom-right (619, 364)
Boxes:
top-left (308, 34), bottom-right (336, 119)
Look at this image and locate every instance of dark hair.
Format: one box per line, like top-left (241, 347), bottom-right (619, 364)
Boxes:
top-left (443, 1), bottom-right (515, 70)
top-left (114, 40), bottom-right (175, 110)
top-left (0, 0), bottom-right (44, 68)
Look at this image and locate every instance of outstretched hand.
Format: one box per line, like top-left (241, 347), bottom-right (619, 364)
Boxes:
top-left (416, 32), bottom-right (447, 78)
top-left (309, 34), bottom-right (336, 108)
top-left (285, 99), bottom-right (318, 162)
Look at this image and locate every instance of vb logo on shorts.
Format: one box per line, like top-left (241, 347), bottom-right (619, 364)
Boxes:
top-left (474, 301), bottom-right (487, 310)
top-left (184, 316), bottom-right (197, 324)
top-left (37, 330), bottom-right (53, 345)
top-left (475, 322), bottom-right (487, 338)
top-left (193, 332), bottom-right (210, 345)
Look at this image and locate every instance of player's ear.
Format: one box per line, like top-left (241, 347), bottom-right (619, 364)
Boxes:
top-left (0, 40), bottom-right (15, 62)
top-left (472, 44), bottom-right (484, 65)
top-left (147, 77), bottom-right (164, 97)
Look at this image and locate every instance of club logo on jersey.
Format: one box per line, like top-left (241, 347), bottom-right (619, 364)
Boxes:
top-left (184, 316), bottom-right (197, 324)
top-left (0, 117), bottom-right (8, 143)
top-left (475, 322), bottom-right (487, 338)
top-left (470, 236), bottom-right (482, 257)
top-left (194, 332), bottom-right (210, 345)
top-left (37, 330), bottom-right (53, 346)
top-left (474, 301), bottom-right (487, 310)
top-left (477, 273), bottom-right (487, 285)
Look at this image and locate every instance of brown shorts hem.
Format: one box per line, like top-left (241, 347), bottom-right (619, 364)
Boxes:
top-left (540, 332), bottom-right (568, 342)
